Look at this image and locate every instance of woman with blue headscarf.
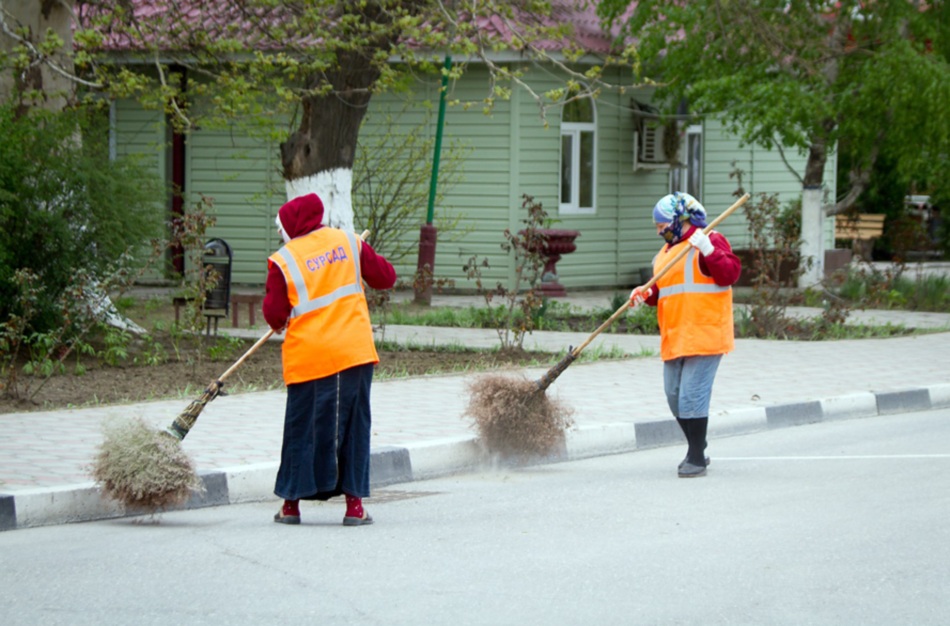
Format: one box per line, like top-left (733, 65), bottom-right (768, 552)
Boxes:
top-left (629, 192), bottom-right (742, 477)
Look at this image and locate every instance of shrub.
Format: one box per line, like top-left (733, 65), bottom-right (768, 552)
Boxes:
top-left (462, 194), bottom-right (551, 351)
top-left (741, 191), bottom-right (809, 336)
top-left (0, 105), bottom-right (163, 334)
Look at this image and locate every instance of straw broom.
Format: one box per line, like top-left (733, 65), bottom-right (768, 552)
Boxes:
top-left (90, 329), bottom-right (275, 511)
top-left (91, 230), bottom-right (369, 512)
top-left (464, 194), bottom-right (751, 458)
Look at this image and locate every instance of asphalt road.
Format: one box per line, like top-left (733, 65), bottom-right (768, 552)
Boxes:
top-left (2, 408), bottom-right (949, 625)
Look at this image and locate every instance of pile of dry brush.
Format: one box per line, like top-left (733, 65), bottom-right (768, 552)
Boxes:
top-left (90, 417), bottom-right (204, 511)
top-left (465, 374), bottom-right (574, 460)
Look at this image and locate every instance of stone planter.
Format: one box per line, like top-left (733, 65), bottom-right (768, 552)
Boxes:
top-left (525, 228), bottom-right (580, 297)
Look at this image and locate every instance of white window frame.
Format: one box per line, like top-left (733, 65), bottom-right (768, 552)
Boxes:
top-left (559, 96), bottom-right (597, 215)
top-left (669, 123), bottom-right (703, 201)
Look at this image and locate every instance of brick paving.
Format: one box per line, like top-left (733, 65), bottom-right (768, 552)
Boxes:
top-left (2, 290), bottom-right (949, 495)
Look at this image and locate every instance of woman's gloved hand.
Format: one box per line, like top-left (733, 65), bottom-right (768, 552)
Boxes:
top-left (629, 285), bottom-right (654, 306)
top-left (688, 231), bottom-right (715, 256)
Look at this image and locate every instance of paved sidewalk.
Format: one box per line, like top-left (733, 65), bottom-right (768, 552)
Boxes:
top-left (2, 291), bottom-right (949, 531)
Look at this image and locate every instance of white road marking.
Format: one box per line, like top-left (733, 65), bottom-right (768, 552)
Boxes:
top-left (717, 454), bottom-right (950, 461)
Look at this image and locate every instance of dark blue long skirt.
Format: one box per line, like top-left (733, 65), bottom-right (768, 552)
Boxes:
top-left (274, 363), bottom-right (374, 501)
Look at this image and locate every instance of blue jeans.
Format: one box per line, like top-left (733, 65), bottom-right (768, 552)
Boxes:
top-left (663, 355), bottom-right (722, 419)
top-left (274, 363), bottom-right (374, 501)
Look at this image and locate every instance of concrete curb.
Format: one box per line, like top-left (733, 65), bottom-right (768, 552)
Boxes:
top-left (2, 385), bottom-right (948, 532)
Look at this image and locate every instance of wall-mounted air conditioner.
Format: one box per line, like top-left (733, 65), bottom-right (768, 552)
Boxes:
top-left (633, 122), bottom-right (670, 171)
top-left (630, 98), bottom-right (689, 172)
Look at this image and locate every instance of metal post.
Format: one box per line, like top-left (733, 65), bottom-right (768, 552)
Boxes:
top-left (414, 56), bottom-right (452, 305)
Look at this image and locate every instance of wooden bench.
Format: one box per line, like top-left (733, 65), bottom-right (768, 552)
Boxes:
top-left (230, 293), bottom-right (264, 328)
top-left (172, 296), bottom-right (227, 336)
top-left (834, 214), bottom-right (885, 241)
top-left (835, 214), bottom-right (885, 261)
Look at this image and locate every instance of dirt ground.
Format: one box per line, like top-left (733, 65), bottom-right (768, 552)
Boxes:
top-left (0, 333), bottom-right (555, 414)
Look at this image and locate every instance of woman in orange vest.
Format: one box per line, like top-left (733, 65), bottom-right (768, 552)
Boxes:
top-left (263, 193), bottom-right (396, 525)
top-left (629, 192), bottom-right (741, 478)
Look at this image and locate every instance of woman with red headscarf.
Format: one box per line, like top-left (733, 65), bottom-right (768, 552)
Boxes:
top-left (264, 193), bottom-right (396, 525)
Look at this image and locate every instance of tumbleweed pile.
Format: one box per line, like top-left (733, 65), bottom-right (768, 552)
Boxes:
top-left (464, 374), bottom-right (574, 459)
top-left (90, 417), bottom-right (204, 512)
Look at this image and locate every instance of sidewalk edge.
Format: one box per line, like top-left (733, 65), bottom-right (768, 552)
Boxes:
top-left (2, 384), bottom-right (947, 532)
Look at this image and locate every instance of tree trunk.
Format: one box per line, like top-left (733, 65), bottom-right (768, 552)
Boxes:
top-left (798, 126), bottom-right (833, 288)
top-left (279, 53), bottom-right (380, 233)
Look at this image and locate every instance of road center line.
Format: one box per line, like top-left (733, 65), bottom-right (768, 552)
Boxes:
top-left (717, 454), bottom-right (950, 461)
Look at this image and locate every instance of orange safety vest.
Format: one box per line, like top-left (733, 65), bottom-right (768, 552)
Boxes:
top-left (268, 228), bottom-right (378, 385)
top-left (653, 238), bottom-right (735, 361)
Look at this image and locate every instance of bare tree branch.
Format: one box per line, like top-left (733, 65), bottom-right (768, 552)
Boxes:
top-left (0, 3), bottom-right (103, 89)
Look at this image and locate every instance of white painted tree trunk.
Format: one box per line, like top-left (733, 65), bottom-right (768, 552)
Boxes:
top-left (285, 168), bottom-right (355, 233)
top-left (799, 186), bottom-right (825, 288)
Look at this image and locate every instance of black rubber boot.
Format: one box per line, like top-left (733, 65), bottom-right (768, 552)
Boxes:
top-left (676, 417), bottom-right (709, 470)
top-left (678, 445), bottom-right (710, 471)
top-left (678, 418), bottom-right (709, 477)
top-left (675, 417), bottom-right (688, 437)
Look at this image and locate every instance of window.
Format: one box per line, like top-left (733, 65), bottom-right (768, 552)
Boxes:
top-left (559, 95), bottom-right (596, 214)
top-left (670, 124), bottom-right (703, 201)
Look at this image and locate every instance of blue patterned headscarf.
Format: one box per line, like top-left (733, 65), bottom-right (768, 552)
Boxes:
top-left (652, 192), bottom-right (708, 244)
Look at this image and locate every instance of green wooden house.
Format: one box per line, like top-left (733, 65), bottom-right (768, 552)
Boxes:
top-left (111, 60), bottom-right (836, 295)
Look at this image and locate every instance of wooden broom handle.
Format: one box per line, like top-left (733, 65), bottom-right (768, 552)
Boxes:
top-left (215, 229), bottom-right (372, 384)
top-left (217, 329), bottom-right (274, 384)
top-left (569, 193), bottom-right (750, 357)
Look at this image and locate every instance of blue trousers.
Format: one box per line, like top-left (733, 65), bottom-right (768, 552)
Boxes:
top-left (663, 354), bottom-right (723, 419)
top-left (274, 363), bottom-right (374, 501)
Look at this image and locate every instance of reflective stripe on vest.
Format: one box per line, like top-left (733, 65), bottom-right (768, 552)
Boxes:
top-left (274, 231), bottom-right (362, 318)
top-left (656, 249), bottom-right (731, 300)
top-left (270, 229), bottom-right (377, 385)
top-left (654, 241), bottom-right (734, 361)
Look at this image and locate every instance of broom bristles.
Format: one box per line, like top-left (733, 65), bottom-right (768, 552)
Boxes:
top-left (464, 374), bottom-right (574, 459)
top-left (90, 416), bottom-right (204, 512)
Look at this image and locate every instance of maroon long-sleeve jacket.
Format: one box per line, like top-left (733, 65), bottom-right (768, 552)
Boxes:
top-left (262, 194), bottom-right (396, 330)
top-left (641, 225), bottom-right (741, 307)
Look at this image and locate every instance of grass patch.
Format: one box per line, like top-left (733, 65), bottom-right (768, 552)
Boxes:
top-left (382, 297), bottom-right (660, 336)
top-left (835, 272), bottom-right (950, 312)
